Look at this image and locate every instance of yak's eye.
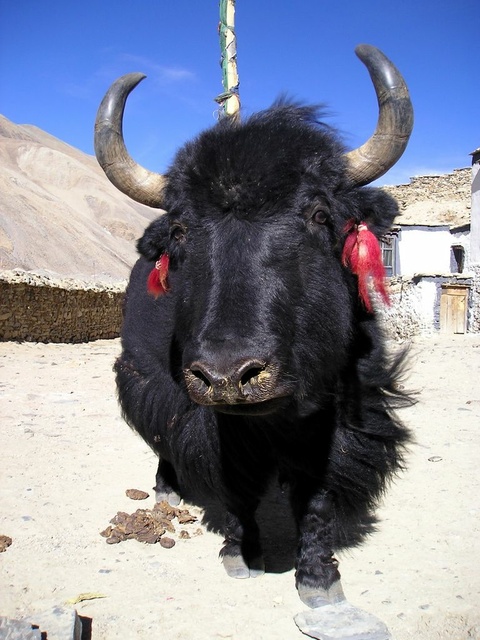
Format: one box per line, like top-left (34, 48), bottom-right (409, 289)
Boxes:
top-left (170, 223), bottom-right (187, 242)
top-left (310, 204), bottom-right (329, 225)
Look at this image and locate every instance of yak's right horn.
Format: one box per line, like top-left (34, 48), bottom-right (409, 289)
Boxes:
top-left (94, 73), bottom-right (167, 209)
top-left (344, 45), bottom-right (414, 187)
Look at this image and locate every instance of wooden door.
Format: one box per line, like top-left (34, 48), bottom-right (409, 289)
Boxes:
top-left (440, 286), bottom-right (468, 334)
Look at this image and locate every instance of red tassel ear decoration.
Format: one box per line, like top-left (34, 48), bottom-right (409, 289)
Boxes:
top-left (147, 253), bottom-right (170, 298)
top-left (342, 220), bottom-right (389, 312)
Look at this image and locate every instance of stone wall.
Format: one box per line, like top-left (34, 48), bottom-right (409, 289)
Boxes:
top-left (470, 265), bottom-right (480, 333)
top-left (380, 274), bottom-right (475, 341)
top-left (380, 279), bottom-right (428, 341)
top-left (0, 271), bottom-right (126, 343)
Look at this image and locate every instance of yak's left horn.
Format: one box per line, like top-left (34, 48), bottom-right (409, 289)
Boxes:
top-left (94, 73), bottom-right (166, 208)
top-left (344, 44), bottom-right (414, 186)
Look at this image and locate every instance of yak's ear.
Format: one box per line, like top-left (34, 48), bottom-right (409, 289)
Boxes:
top-left (356, 187), bottom-right (399, 238)
top-left (137, 215), bottom-right (169, 261)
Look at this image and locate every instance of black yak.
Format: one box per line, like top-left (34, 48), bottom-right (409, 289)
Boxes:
top-left (95, 44), bottom-right (413, 638)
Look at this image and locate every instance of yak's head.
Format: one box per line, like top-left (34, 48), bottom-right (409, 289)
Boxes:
top-left (95, 45), bottom-right (413, 418)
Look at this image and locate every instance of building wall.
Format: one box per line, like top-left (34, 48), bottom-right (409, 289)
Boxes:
top-left (397, 226), bottom-right (454, 276)
top-left (470, 154), bottom-right (480, 264)
top-left (466, 152), bottom-right (480, 331)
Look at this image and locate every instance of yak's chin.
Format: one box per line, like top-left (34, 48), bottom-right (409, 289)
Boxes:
top-left (207, 396), bottom-right (291, 417)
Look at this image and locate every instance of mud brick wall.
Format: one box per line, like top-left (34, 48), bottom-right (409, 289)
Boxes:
top-left (0, 272), bottom-right (126, 343)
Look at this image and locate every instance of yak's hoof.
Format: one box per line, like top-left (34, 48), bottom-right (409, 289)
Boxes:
top-left (222, 554), bottom-right (265, 579)
top-left (155, 489), bottom-right (181, 506)
top-left (298, 580), bottom-right (346, 608)
top-left (294, 601), bottom-right (391, 640)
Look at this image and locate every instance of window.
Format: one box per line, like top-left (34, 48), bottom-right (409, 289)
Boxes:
top-left (451, 245), bottom-right (465, 274)
top-left (381, 234), bottom-right (397, 277)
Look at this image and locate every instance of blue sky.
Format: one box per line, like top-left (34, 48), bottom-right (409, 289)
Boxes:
top-left (1, 0), bottom-right (478, 186)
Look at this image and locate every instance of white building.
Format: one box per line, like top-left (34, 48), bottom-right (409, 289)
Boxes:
top-left (382, 168), bottom-right (471, 277)
top-left (380, 167), bottom-right (477, 336)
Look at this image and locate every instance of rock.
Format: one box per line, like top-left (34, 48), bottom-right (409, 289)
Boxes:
top-left (30, 607), bottom-right (82, 640)
top-left (0, 607), bottom-right (81, 640)
top-left (294, 602), bottom-right (391, 640)
top-left (0, 617), bottom-right (42, 640)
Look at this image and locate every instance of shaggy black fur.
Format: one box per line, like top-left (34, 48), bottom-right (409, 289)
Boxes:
top-left (115, 102), bottom-right (411, 597)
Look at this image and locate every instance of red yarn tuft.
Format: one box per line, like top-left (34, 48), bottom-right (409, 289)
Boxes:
top-left (147, 253), bottom-right (170, 297)
top-left (342, 220), bottom-right (389, 312)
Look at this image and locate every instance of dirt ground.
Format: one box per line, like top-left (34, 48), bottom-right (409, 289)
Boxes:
top-left (1, 334), bottom-right (479, 639)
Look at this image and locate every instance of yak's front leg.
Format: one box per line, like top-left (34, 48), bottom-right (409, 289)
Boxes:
top-left (153, 458), bottom-right (181, 506)
top-left (292, 486), bottom-right (391, 640)
top-left (293, 487), bottom-right (346, 608)
top-left (220, 507), bottom-right (265, 579)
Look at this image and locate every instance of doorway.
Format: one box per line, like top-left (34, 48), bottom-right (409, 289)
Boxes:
top-left (440, 285), bottom-right (469, 334)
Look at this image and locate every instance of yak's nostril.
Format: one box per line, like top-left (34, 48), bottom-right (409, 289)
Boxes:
top-left (238, 360), bottom-right (267, 388)
top-left (192, 369), bottom-right (211, 387)
top-left (190, 366), bottom-right (212, 389)
top-left (240, 368), bottom-right (263, 387)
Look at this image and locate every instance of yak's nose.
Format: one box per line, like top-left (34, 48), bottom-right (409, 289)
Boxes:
top-left (185, 357), bottom-right (270, 405)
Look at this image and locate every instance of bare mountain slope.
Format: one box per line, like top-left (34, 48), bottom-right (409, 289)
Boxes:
top-left (0, 114), bottom-right (160, 283)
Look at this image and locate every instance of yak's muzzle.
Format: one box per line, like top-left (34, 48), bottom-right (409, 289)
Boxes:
top-left (184, 357), bottom-right (292, 413)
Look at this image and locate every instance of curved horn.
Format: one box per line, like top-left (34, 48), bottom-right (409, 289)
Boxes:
top-left (345, 44), bottom-right (414, 186)
top-left (94, 73), bottom-right (167, 208)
